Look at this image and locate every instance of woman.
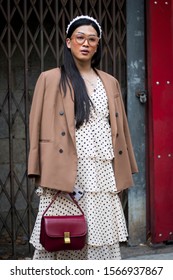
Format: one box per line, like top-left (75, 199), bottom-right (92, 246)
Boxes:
top-left (28, 15), bottom-right (138, 260)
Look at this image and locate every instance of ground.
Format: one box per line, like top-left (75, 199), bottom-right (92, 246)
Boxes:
top-left (0, 240), bottom-right (173, 260)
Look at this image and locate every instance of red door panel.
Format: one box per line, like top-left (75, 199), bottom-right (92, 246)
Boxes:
top-left (147, 0), bottom-right (173, 243)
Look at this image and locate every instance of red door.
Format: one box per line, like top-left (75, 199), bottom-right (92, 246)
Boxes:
top-left (147, 0), bottom-right (173, 243)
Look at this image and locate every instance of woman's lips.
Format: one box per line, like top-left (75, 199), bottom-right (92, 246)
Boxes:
top-left (80, 49), bottom-right (89, 55)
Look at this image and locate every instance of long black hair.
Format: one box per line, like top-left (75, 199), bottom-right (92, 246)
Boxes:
top-left (59, 17), bottom-right (102, 129)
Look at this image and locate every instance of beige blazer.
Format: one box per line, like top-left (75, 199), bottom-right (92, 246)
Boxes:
top-left (28, 68), bottom-right (138, 192)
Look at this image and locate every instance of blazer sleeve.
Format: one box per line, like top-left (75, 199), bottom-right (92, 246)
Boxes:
top-left (117, 81), bottom-right (138, 174)
top-left (28, 72), bottom-right (45, 177)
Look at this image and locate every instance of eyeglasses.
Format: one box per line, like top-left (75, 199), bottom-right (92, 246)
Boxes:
top-left (70, 34), bottom-right (100, 47)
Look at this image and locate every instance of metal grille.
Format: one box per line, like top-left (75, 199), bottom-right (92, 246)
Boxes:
top-left (0, 0), bottom-right (126, 259)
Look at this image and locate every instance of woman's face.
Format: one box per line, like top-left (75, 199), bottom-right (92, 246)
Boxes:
top-left (66, 25), bottom-right (99, 65)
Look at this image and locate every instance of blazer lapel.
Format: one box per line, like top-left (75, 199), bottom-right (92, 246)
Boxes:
top-left (62, 86), bottom-right (76, 146)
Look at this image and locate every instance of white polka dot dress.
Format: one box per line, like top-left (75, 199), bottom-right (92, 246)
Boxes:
top-left (30, 77), bottom-right (128, 260)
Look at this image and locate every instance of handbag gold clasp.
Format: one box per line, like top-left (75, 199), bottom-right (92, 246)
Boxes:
top-left (64, 232), bottom-right (71, 244)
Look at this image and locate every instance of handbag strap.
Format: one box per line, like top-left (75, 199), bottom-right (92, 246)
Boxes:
top-left (42, 191), bottom-right (85, 216)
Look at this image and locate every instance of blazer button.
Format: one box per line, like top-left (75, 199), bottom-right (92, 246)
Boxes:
top-left (119, 150), bottom-right (123, 155)
top-left (59, 111), bottom-right (64, 116)
top-left (61, 131), bottom-right (66, 136)
top-left (115, 112), bottom-right (119, 117)
top-left (59, 149), bottom-right (63, 153)
top-left (116, 133), bottom-right (119, 137)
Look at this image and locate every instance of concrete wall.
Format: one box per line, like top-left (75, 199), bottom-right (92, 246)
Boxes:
top-left (126, 0), bottom-right (146, 245)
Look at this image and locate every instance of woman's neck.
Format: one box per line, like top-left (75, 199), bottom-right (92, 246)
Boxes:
top-left (74, 59), bottom-right (93, 75)
top-left (80, 68), bottom-right (94, 76)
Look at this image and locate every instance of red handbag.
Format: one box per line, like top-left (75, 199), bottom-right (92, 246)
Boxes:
top-left (40, 191), bottom-right (87, 252)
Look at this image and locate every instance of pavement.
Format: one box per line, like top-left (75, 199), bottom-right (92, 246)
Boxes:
top-left (0, 241), bottom-right (173, 260)
top-left (121, 242), bottom-right (173, 260)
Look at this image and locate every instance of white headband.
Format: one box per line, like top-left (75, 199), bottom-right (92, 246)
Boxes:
top-left (66, 15), bottom-right (102, 38)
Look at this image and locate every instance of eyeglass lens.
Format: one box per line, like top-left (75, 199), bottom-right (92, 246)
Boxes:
top-left (73, 34), bottom-right (99, 46)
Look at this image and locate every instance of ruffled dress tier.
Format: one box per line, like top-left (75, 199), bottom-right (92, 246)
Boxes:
top-left (30, 77), bottom-right (128, 260)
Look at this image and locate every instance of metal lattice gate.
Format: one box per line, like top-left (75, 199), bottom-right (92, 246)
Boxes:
top-left (0, 0), bottom-right (126, 259)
